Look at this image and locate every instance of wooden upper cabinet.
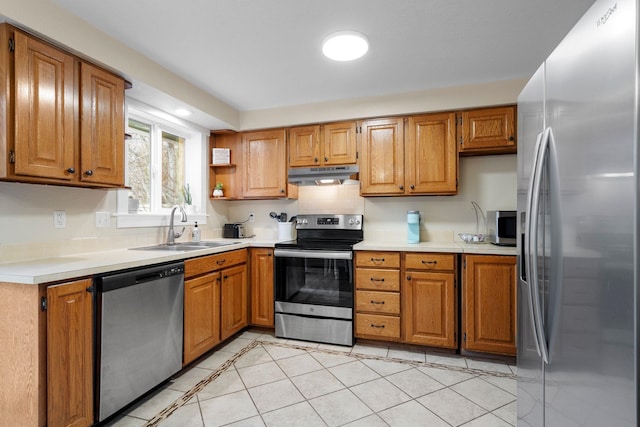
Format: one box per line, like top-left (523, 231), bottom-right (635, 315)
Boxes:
top-left (462, 255), bottom-right (517, 355)
top-left (289, 125), bottom-right (320, 167)
top-left (80, 62), bottom-right (125, 185)
top-left (13, 30), bottom-right (75, 181)
top-left (289, 121), bottom-right (357, 167)
top-left (3, 25), bottom-right (126, 187)
top-left (322, 121), bottom-right (357, 165)
top-left (459, 106), bottom-right (516, 155)
top-left (47, 278), bottom-right (94, 427)
top-left (359, 117), bottom-right (405, 195)
top-left (243, 129), bottom-right (288, 198)
top-left (406, 113), bottom-right (457, 194)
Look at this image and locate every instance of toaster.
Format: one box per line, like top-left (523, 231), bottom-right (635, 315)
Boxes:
top-left (223, 223), bottom-right (245, 238)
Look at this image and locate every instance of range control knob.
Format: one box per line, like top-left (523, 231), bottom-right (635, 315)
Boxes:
top-left (348, 217), bottom-right (361, 226)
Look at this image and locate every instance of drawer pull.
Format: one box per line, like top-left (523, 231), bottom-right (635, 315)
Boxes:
top-left (216, 259), bottom-right (226, 265)
top-left (370, 277), bottom-right (385, 282)
top-left (371, 257), bottom-right (385, 262)
top-left (370, 300), bottom-right (385, 305)
top-left (370, 324), bottom-right (385, 329)
top-left (421, 260), bottom-right (437, 265)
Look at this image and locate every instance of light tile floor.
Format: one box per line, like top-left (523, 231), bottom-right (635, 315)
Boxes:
top-left (106, 330), bottom-right (516, 427)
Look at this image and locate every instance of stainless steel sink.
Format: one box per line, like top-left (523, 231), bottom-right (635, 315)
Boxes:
top-left (129, 241), bottom-right (239, 252)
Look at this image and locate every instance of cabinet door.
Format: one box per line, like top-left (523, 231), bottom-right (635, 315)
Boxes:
top-left (221, 264), bottom-right (248, 340)
top-left (47, 279), bottom-right (93, 427)
top-left (459, 106), bottom-right (516, 154)
top-left (462, 255), bottom-right (516, 355)
top-left (289, 125), bottom-right (320, 167)
top-left (402, 271), bottom-right (456, 348)
top-left (406, 113), bottom-right (457, 194)
top-left (322, 121), bottom-right (357, 165)
top-left (14, 30), bottom-right (75, 181)
top-left (359, 118), bottom-right (405, 195)
top-left (250, 248), bottom-right (274, 327)
top-left (80, 62), bottom-right (125, 186)
top-left (243, 129), bottom-right (287, 198)
top-left (184, 272), bottom-right (221, 365)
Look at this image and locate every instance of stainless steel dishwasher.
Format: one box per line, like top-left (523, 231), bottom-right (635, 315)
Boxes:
top-left (95, 261), bottom-right (184, 422)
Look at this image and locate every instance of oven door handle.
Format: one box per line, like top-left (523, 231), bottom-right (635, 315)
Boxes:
top-left (274, 249), bottom-right (353, 260)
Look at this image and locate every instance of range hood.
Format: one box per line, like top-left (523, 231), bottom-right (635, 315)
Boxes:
top-left (288, 165), bottom-right (359, 185)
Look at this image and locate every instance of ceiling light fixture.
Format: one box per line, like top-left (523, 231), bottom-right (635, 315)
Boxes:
top-left (322, 31), bottom-right (369, 61)
top-left (174, 108), bottom-right (192, 117)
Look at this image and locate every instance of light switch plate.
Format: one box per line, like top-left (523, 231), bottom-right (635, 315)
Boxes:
top-left (96, 212), bottom-right (111, 228)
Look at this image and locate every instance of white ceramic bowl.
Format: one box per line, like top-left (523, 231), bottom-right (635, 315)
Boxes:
top-left (458, 233), bottom-right (485, 243)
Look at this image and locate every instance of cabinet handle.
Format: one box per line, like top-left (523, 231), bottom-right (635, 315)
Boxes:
top-left (66, 167), bottom-right (75, 174)
top-left (216, 259), bottom-right (226, 265)
top-left (370, 300), bottom-right (385, 305)
top-left (370, 257), bottom-right (385, 263)
top-left (324, 157), bottom-right (328, 162)
top-left (370, 324), bottom-right (385, 329)
top-left (406, 275), bottom-right (412, 281)
top-left (84, 170), bottom-right (94, 176)
top-left (421, 260), bottom-right (437, 265)
top-left (410, 184), bottom-right (415, 190)
top-left (370, 277), bottom-right (385, 282)
top-left (314, 157), bottom-right (318, 163)
top-left (509, 136), bottom-right (515, 141)
top-left (280, 189), bottom-right (285, 193)
top-left (268, 253), bottom-right (272, 257)
top-left (399, 185), bottom-right (404, 190)
top-left (217, 277), bottom-right (221, 282)
top-left (223, 275), bottom-right (228, 280)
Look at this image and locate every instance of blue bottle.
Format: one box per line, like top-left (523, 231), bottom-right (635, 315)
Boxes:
top-left (407, 210), bottom-right (420, 243)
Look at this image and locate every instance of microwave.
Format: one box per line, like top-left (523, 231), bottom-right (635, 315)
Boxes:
top-left (486, 210), bottom-right (516, 246)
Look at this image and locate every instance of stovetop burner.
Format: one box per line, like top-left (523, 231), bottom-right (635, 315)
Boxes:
top-left (275, 214), bottom-right (363, 250)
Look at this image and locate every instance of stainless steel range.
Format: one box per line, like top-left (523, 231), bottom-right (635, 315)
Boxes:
top-left (274, 214), bottom-right (363, 346)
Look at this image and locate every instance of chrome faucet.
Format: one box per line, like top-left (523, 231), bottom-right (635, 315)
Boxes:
top-left (167, 205), bottom-right (187, 245)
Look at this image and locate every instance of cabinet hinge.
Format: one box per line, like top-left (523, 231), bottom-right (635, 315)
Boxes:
top-left (356, 151), bottom-right (359, 159)
top-left (9, 150), bottom-right (15, 164)
top-left (356, 126), bottom-right (361, 134)
top-left (459, 136), bottom-right (463, 145)
top-left (8, 38), bottom-right (14, 52)
top-left (463, 332), bottom-right (467, 342)
top-left (40, 297), bottom-right (47, 311)
top-left (458, 116), bottom-right (463, 126)
top-left (463, 257), bottom-right (466, 269)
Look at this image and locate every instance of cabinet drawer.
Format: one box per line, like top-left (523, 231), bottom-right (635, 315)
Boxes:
top-left (355, 268), bottom-right (400, 291)
top-left (405, 253), bottom-right (455, 271)
top-left (356, 251), bottom-right (401, 269)
top-left (186, 249), bottom-right (248, 278)
top-left (356, 313), bottom-right (400, 339)
top-left (356, 291), bottom-right (400, 315)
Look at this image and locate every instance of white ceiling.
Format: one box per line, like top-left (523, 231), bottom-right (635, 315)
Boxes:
top-left (52, 0), bottom-right (595, 120)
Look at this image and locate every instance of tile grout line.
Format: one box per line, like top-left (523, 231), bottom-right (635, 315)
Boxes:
top-left (143, 337), bottom-right (515, 426)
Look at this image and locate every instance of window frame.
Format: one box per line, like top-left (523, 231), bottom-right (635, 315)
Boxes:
top-left (116, 99), bottom-right (208, 228)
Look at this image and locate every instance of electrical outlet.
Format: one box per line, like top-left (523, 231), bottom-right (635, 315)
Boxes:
top-left (249, 213), bottom-right (255, 222)
top-left (53, 210), bottom-right (66, 229)
top-left (96, 212), bottom-right (111, 228)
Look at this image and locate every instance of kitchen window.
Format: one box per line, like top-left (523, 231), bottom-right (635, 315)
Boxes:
top-left (116, 101), bottom-right (207, 228)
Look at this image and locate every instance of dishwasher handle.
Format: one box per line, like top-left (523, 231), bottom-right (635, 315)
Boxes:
top-left (98, 262), bottom-right (185, 293)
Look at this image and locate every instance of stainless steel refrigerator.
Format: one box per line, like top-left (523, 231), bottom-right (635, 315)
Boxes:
top-left (517, 0), bottom-right (637, 425)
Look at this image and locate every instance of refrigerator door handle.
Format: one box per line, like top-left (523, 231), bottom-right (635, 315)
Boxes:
top-left (529, 127), bottom-right (551, 364)
top-left (524, 130), bottom-right (545, 359)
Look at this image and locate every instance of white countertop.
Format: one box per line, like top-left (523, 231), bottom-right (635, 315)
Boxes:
top-left (0, 238), bottom-right (516, 285)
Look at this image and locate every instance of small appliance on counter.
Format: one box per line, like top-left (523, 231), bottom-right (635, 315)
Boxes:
top-left (223, 223), bottom-right (245, 238)
top-left (486, 210), bottom-right (516, 246)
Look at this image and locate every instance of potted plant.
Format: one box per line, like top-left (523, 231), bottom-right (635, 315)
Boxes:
top-left (182, 184), bottom-right (196, 214)
top-left (213, 182), bottom-right (224, 198)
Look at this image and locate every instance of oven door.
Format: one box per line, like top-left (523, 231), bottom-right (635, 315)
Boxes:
top-left (274, 248), bottom-right (354, 317)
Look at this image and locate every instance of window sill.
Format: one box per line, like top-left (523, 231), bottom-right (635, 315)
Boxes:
top-left (116, 213), bottom-right (208, 228)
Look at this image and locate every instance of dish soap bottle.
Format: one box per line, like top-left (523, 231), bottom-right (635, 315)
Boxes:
top-left (191, 221), bottom-right (201, 242)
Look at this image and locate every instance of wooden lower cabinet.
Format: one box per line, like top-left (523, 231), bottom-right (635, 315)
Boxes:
top-left (47, 278), bottom-right (94, 427)
top-left (184, 249), bottom-right (248, 365)
top-left (250, 248), bottom-right (274, 327)
top-left (354, 251), bottom-right (401, 341)
top-left (221, 264), bottom-right (249, 340)
top-left (402, 253), bottom-right (457, 349)
top-left (183, 272), bottom-right (221, 365)
top-left (462, 254), bottom-right (517, 355)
